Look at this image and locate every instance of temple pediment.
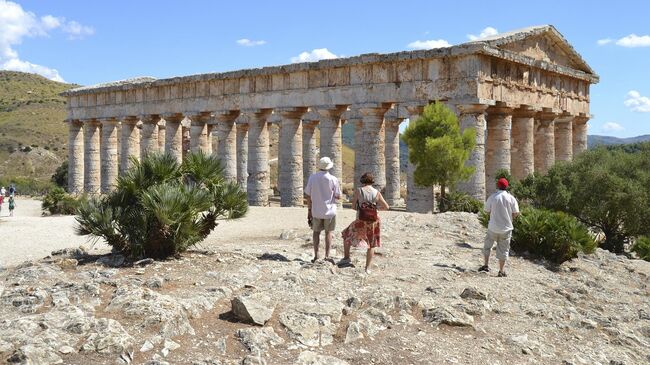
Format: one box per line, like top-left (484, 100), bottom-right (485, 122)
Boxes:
top-left (468, 25), bottom-right (595, 75)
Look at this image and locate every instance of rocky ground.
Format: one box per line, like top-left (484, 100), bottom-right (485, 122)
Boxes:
top-left (0, 206), bottom-right (648, 365)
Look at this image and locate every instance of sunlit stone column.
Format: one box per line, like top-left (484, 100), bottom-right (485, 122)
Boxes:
top-left (356, 103), bottom-right (390, 190)
top-left (215, 110), bottom-right (240, 183)
top-left (534, 110), bottom-right (557, 174)
top-left (246, 109), bottom-right (273, 206)
top-left (100, 118), bottom-right (119, 193)
top-left (67, 119), bottom-right (84, 194)
top-left (163, 113), bottom-right (184, 163)
top-left (554, 115), bottom-right (573, 162)
top-left (302, 120), bottom-right (319, 188)
top-left (236, 123), bottom-right (248, 189)
top-left (485, 105), bottom-right (513, 195)
top-left (572, 115), bottom-right (589, 157)
top-left (352, 117), bottom-right (363, 189)
top-left (278, 107), bottom-right (308, 207)
top-left (83, 119), bottom-right (101, 194)
top-left (405, 105), bottom-right (434, 213)
top-left (140, 115), bottom-right (160, 157)
top-left (157, 121), bottom-right (166, 153)
top-left (511, 107), bottom-right (536, 180)
top-left (189, 112), bottom-right (212, 154)
top-left (207, 124), bottom-right (215, 154)
top-left (317, 105), bottom-right (347, 182)
top-left (455, 104), bottom-right (488, 201)
top-left (120, 116), bottom-right (140, 175)
top-left (384, 116), bottom-right (404, 206)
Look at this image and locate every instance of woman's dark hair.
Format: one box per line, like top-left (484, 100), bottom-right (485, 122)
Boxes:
top-left (360, 172), bottom-right (374, 185)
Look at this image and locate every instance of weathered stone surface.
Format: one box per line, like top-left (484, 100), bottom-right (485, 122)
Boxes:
top-left (231, 292), bottom-right (275, 326)
top-left (460, 287), bottom-right (489, 301)
top-left (423, 306), bottom-right (475, 327)
top-left (296, 350), bottom-right (349, 365)
top-left (236, 326), bottom-right (284, 354)
top-left (279, 311), bottom-right (335, 347)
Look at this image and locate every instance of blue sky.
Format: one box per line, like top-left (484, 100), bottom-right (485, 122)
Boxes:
top-left (2, 0), bottom-right (649, 138)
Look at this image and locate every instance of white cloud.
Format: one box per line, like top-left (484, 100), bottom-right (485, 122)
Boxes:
top-left (236, 38), bottom-right (266, 47)
top-left (601, 122), bottom-right (624, 132)
top-left (597, 38), bottom-right (613, 45)
top-left (467, 26), bottom-right (498, 41)
top-left (407, 39), bottom-right (451, 50)
top-left (624, 90), bottom-right (650, 112)
top-left (290, 48), bottom-right (338, 63)
top-left (0, 0), bottom-right (94, 82)
top-left (615, 34), bottom-right (650, 47)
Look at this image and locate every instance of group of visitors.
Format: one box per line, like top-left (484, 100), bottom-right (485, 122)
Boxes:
top-left (0, 185), bottom-right (17, 216)
top-left (304, 157), bottom-right (519, 277)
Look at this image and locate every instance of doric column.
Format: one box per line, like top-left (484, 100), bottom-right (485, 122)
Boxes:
top-left (163, 113), bottom-right (184, 163)
top-left (572, 115), bottom-right (589, 157)
top-left (100, 118), bottom-right (119, 193)
top-left (554, 114), bottom-right (573, 162)
top-left (405, 105), bottom-right (434, 213)
top-left (189, 112), bottom-right (212, 154)
top-left (236, 123), bottom-right (248, 189)
top-left (83, 120), bottom-right (101, 194)
top-left (278, 107), bottom-right (308, 207)
top-left (455, 104), bottom-right (489, 201)
top-left (157, 121), bottom-right (166, 152)
top-left (511, 106), bottom-right (536, 180)
top-left (316, 105), bottom-right (348, 181)
top-left (356, 103), bottom-right (391, 190)
top-left (351, 117), bottom-right (363, 189)
top-left (140, 115), bottom-right (160, 157)
top-left (534, 110), bottom-right (557, 174)
top-left (384, 117), bottom-right (404, 206)
top-left (207, 124), bottom-right (215, 154)
top-left (302, 120), bottom-right (319, 188)
top-left (120, 116), bottom-right (140, 175)
top-left (215, 110), bottom-right (240, 183)
top-left (246, 109), bottom-right (273, 206)
top-left (485, 105), bottom-right (513, 195)
top-left (67, 119), bottom-right (84, 194)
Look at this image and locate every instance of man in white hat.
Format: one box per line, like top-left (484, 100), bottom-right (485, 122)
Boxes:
top-left (305, 156), bottom-right (342, 263)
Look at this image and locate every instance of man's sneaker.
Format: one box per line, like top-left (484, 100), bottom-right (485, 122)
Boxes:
top-left (337, 258), bottom-right (355, 268)
top-left (478, 265), bottom-right (490, 273)
top-left (497, 271), bottom-right (507, 277)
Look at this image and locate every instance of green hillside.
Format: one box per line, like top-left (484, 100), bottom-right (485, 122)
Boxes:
top-left (0, 71), bottom-right (78, 180)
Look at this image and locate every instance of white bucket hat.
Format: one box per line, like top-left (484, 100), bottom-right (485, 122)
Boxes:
top-left (319, 156), bottom-right (334, 170)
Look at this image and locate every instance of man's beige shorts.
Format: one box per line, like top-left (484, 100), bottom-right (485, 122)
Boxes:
top-left (312, 216), bottom-right (336, 232)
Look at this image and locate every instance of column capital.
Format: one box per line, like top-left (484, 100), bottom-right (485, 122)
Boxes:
top-left (122, 116), bottom-right (140, 124)
top-left (66, 118), bottom-right (83, 126)
top-left (139, 114), bottom-right (160, 123)
top-left (82, 118), bottom-right (101, 126)
top-left (99, 117), bottom-right (119, 125)
top-left (314, 105), bottom-right (348, 119)
top-left (536, 108), bottom-right (559, 123)
top-left (276, 107), bottom-right (308, 119)
top-left (162, 113), bottom-right (184, 123)
top-left (455, 103), bottom-right (489, 115)
top-left (302, 120), bottom-right (319, 129)
top-left (512, 105), bottom-right (541, 118)
top-left (188, 111), bottom-right (212, 123)
top-left (213, 110), bottom-right (240, 123)
top-left (486, 105), bottom-right (514, 116)
top-left (354, 102), bottom-right (392, 117)
top-left (573, 113), bottom-right (590, 125)
top-left (243, 108), bottom-right (273, 120)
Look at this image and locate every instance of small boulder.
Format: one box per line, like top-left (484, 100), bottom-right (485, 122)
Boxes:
top-left (296, 350), bottom-right (350, 365)
top-left (231, 292), bottom-right (275, 325)
top-left (423, 306), bottom-right (474, 327)
top-left (460, 287), bottom-right (488, 301)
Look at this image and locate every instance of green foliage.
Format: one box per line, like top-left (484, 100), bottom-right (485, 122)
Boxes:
top-left (494, 168), bottom-right (512, 184)
top-left (75, 152), bottom-right (248, 259)
top-left (631, 236), bottom-right (650, 261)
top-left (0, 176), bottom-right (54, 196)
top-left (41, 186), bottom-right (86, 215)
top-left (402, 102), bottom-right (475, 199)
top-left (438, 191), bottom-right (483, 213)
top-left (51, 161), bottom-right (68, 189)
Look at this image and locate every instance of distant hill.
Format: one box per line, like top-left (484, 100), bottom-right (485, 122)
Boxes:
top-left (0, 71), bottom-right (78, 180)
top-left (588, 134), bottom-right (650, 148)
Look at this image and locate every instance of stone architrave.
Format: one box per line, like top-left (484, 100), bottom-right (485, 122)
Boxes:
top-left (163, 113), bottom-right (184, 163)
top-left (511, 107), bottom-right (536, 180)
top-left (384, 117), bottom-right (404, 206)
top-left (278, 107), bottom-right (308, 207)
top-left (67, 119), bottom-right (84, 194)
top-left (572, 115), bottom-right (589, 157)
top-left (455, 104), bottom-right (488, 201)
top-left (302, 120), bottom-right (319, 189)
top-left (236, 123), bottom-right (249, 189)
top-left (356, 103), bottom-right (391, 190)
top-left (100, 118), bottom-right (119, 193)
top-left (534, 110), bottom-right (557, 174)
top-left (485, 105), bottom-right (513, 195)
top-left (189, 112), bottom-right (212, 154)
top-left (140, 114), bottom-right (160, 157)
top-left (554, 114), bottom-right (573, 162)
top-left (120, 116), bottom-right (140, 175)
top-left (404, 105), bottom-right (434, 213)
top-left (215, 110), bottom-right (240, 183)
top-left (316, 105), bottom-right (348, 183)
top-left (83, 120), bottom-right (101, 194)
top-left (246, 109), bottom-right (273, 206)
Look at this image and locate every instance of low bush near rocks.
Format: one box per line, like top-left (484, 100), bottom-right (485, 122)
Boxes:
top-left (631, 236), bottom-right (650, 261)
top-left (41, 186), bottom-right (86, 215)
top-left (438, 191), bottom-right (482, 213)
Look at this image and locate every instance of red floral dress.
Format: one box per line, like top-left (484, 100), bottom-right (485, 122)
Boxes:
top-left (342, 187), bottom-right (382, 249)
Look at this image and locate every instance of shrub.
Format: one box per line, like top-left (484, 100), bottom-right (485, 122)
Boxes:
top-left (631, 236), bottom-right (650, 261)
top-left (75, 152), bottom-right (248, 259)
top-left (42, 186), bottom-right (85, 215)
top-left (51, 161), bottom-right (68, 189)
top-left (439, 191), bottom-right (483, 213)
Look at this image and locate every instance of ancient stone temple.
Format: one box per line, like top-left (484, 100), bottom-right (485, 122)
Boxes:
top-left (62, 25), bottom-right (598, 211)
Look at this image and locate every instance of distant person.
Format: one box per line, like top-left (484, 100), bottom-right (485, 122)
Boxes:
top-left (0, 186), bottom-right (5, 196)
top-left (9, 184), bottom-right (15, 196)
top-left (340, 172), bottom-right (389, 274)
top-left (305, 157), bottom-right (342, 263)
top-left (8, 195), bottom-right (16, 217)
top-left (479, 178), bottom-right (520, 277)
top-left (0, 194), bottom-right (3, 214)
